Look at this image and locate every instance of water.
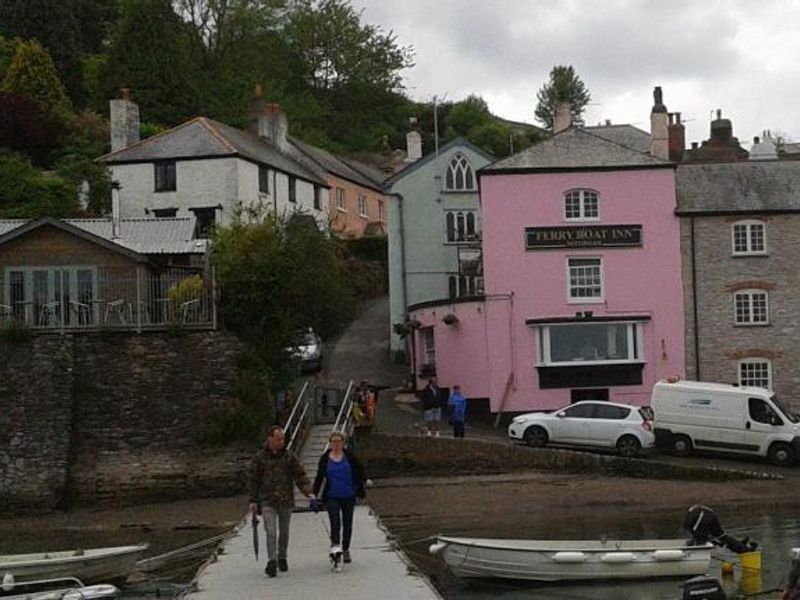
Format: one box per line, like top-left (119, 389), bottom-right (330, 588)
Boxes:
top-left (406, 508), bottom-right (800, 599)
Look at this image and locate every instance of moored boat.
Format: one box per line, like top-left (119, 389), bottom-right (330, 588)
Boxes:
top-left (429, 536), bottom-right (714, 581)
top-left (0, 545), bottom-right (147, 586)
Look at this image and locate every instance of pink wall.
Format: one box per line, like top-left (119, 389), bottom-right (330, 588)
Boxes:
top-left (411, 168), bottom-right (685, 413)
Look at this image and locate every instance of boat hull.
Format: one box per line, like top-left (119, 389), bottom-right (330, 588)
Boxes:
top-left (432, 537), bottom-right (713, 582)
top-left (0, 545), bottom-right (147, 585)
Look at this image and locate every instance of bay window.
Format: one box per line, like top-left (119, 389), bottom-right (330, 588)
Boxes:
top-left (537, 321), bottom-right (643, 366)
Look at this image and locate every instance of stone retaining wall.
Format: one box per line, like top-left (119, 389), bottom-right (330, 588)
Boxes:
top-left (0, 331), bottom-right (250, 513)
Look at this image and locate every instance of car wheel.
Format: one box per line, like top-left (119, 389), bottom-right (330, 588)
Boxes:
top-left (768, 442), bottom-right (795, 467)
top-left (523, 426), bottom-right (548, 448)
top-left (616, 435), bottom-right (641, 457)
top-left (672, 435), bottom-right (693, 456)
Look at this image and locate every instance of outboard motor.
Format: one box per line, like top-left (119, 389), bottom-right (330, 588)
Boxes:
top-left (682, 575), bottom-right (727, 600)
top-left (684, 505), bottom-right (757, 554)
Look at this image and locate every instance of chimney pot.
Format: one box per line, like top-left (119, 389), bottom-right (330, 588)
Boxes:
top-left (120, 87), bottom-right (131, 101)
top-left (716, 109), bottom-right (722, 120)
top-left (650, 86), bottom-right (669, 159)
top-left (676, 112), bottom-right (681, 124)
top-left (605, 119), bottom-right (611, 126)
top-left (754, 136), bottom-right (760, 144)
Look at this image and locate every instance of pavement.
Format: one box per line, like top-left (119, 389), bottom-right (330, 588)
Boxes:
top-left (185, 506), bottom-right (438, 600)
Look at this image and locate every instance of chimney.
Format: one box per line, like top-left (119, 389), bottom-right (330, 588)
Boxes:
top-left (553, 101), bottom-right (571, 134)
top-left (405, 130), bottom-right (422, 162)
top-left (650, 86), bottom-right (669, 160)
top-left (111, 183), bottom-right (121, 239)
top-left (750, 130), bottom-right (778, 161)
top-left (109, 88), bottom-right (140, 152)
top-left (248, 85), bottom-right (289, 151)
top-left (668, 111), bottom-right (685, 162)
top-left (709, 109), bottom-right (733, 145)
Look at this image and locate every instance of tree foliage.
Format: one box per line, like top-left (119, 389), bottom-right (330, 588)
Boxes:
top-left (213, 212), bottom-right (354, 389)
top-left (0, 151), bottom-right (78, 218)
top-left (0, 91), bottom-right (62, 165)
top-left (2, 39), bottom-right (73, 122)
top-left (534, 64), bottom-right (591, 130)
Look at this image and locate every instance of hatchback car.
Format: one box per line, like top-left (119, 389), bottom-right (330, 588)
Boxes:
top-left (508, 400), bottom-right (654, 457)
top-left (288, 327), bottom-right (323, 372)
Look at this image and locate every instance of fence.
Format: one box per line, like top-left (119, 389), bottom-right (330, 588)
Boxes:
top-left (0, 265), bottom-right (216, 333)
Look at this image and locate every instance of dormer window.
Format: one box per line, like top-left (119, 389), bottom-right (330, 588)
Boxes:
top-left (445, 153), bottom-right (476, 191)
top-left (564, 189), bottom-right (599, 221)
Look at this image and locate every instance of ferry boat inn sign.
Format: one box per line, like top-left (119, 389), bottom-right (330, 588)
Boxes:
top-left (525, 224), bottom-right (642, 250)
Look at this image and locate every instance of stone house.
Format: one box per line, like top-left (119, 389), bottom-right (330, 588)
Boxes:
top-left (385, 136), bottom-right (493, 355)
top-left (677, 158), bottom-right (800, 406)
top-left (98, 89), bottom-right (329, 232)
top-left (0, 215), bottom-right (211, 330)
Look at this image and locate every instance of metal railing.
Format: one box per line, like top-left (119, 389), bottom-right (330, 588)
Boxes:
top-left (285, 381), bottom-right (310, 452)
top-left (0, 266), bottom-right (216, 333)
top-left (329, 380), bottom-right (356, 447)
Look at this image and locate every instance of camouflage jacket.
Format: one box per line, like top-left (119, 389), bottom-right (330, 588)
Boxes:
top-left (248, 448), bottom-right (312, 509)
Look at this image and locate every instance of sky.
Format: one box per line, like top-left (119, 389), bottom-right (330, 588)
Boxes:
top-left (350, 0), bottom-right (800, 148)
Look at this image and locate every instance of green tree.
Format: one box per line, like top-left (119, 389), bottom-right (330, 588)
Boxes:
top-left (98, 0), bottom-right (202, 125)
top-left (446, 95), bottom-right (492, 137)
top-left (0, 151), bottom-right (78, 218)
top-left (2, 39), bottom-right (73, 122)
top-left (0, 0), bottom-right (84, 102)
top-left (534, 64), bottom-right (591, 130)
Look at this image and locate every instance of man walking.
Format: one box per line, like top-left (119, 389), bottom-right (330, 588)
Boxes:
top-left (419, 377), bottom-right (444, 436)
top-left (249, 425), bottom-right (315, 578)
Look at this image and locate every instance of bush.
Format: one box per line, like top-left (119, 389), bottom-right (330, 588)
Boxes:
top-left (0, 320), bottom-right (32, 343)
top-left (342, 235), bottom-right (387, 262)
top-left (0, 151), bottom-right (78, 218)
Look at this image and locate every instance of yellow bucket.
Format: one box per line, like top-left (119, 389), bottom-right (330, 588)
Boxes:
top-left (740, 550), bottom-right (762, 571)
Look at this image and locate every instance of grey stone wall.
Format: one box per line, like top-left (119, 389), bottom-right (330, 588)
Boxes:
top-left (0, 331), bottom-right (250, 512)
top-left (681, 214), bottom-right (800, 407)
top-left (0, 337), bottom-right (74, 511)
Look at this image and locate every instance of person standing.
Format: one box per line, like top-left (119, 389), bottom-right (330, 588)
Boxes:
top-left (419, 378), bottom-right (443, 436)
top-left (313, 431), bottom-right (366, 566)
top-left (248, 425), bottom-right (315, 578)
top-left (448, 384), bottom-right (467, 439)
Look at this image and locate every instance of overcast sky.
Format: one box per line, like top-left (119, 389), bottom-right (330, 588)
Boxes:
top-left (351, 0), bottom-right (799, 148)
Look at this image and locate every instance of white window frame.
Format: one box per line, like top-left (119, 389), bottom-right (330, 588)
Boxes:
top-left (420, 327), bottom-right (436, 366)
top-left (566, 256), bottom-right (603, 303)
top-left (739, 358), bottom-right (772, 389)
top-left (447, 273), bottom-right (484, 298)
top-left (357, 194), bottom-right (368, 217)
top-left (733, 289), bottom-right (769, 325)
top-left (536, 321), bottom-right (644, 367)
top-left (444, 210), bottom-right (479, 243)
top-left (564, 189), bottom-right (600, 222)
top-left (444, 153), bottom-right (476, 191)
top-left (336, 188), bottom-right (347, 212)
top-left (731, 220), bottom-right (767, 256)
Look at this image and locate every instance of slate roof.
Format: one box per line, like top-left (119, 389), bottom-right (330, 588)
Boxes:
top-left (338, 156), bottom-right (389, 188)
top-left (482, 127), bottom-right (670, 173)
top-left (98, 117), bottom-right (327, 186)
top-left (676, 161), bottom-right (800, 214)
top-left (288, 138), bottom-right (382, 192)
top-left (0, 217), bottom-right (207, 255)
top-left (383, 137), bottom-right (494, 188)
top-left (584, 124), bottom-right (652, 154)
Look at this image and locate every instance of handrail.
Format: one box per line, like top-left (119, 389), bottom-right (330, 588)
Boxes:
top-left (331, 380), bottom-right (355, 434)
top-left (282, 381), bottom-right (309, 435)
top-left (287, 399), bottom-right (311, 451)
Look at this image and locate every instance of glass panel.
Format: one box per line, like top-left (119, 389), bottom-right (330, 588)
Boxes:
top-left (446, 212), bottom-right (455, 242)
top-left (77, 269), bottom-right (94, 325)
top-left (568, 258), bottom-right (602, 298)
top-left (466, 212), bottom-right (475, 236)
top-left (456, 212), bottom-right (465, 241)
top-left (595, 404), bottom-right (630, 419)
top-left (33, 270), bottom-right (48, 325)
top-left (749, 224), bottom-right (765, 252)
top-left (446, 165), bottom-right (454, 189)
top-left (740, 361), bottom-right (770, 389)
top-left (563, 404), bottom-right (595, 418)
top-left (455, 167), bottom-right (464, 189)
top-left (10, 270), bottom-right (25, 320)
top-left (549, 323), bottom-right (630, 363)
top-left (465, 166), bottom-right (474, 189)
top-left (733, 224), bottom-right (748, 253)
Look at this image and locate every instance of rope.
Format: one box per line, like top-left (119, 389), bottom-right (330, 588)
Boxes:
top-left (136, 532), bottom-right (233, 569)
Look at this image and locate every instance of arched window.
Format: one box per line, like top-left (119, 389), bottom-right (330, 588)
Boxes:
top-left (445, 153), bottom-right (476, 191)
top-left (564, 189), bottom-right (599, 221)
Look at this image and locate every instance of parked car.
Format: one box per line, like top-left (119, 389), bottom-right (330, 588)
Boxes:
top-left (508, 400), bottom-right (654, 457)
top-left (651, 378), bottom-right (800, 466)
top-left (288, 327), bottom-right (323, 372)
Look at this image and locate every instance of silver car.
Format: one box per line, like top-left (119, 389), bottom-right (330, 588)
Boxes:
top-left (290, 328), bottom-right (323, 372)
top-left (508, 400), bottom-right (655, 457)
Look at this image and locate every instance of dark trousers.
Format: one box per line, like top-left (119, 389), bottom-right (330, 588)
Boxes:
top-left (452, 420), bottom-right (465, 438)
top-left (326, 497), bottom-right (356, 550)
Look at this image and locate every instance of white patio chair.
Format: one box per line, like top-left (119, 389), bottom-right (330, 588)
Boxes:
top-left (104, 299), bottom-right (130, 325)
top-left (180, 298), bottom-right (201, 323)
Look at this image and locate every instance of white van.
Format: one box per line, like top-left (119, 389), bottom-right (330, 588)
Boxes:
top-left (651, 379), bottom-right (800, 466)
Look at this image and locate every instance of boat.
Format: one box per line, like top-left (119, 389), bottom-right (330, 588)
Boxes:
top-left (428, 536), bottom-right (714, 581)
top-left (0, 545), bottom-right (147, 586)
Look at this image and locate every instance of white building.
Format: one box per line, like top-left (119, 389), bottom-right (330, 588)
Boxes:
top-left (98, 91), bottom-right (329, 234)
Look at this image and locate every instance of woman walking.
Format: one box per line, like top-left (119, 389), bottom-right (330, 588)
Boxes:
top-left (313, 431), bottom-right (366, 567)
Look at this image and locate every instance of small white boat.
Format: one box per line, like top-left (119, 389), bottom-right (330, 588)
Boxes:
top-left (0, 545), bottom-right (147, 586)
top-left (429, 536), bottom-right (714, 581)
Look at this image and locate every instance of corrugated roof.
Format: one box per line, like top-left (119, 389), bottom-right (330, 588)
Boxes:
top-left (98, 117), bottom-right (327, 186)
top-left (584, 124), bottom-right (652, 154)
top-left (676, 161), bottom-right (800, 213)
top-left (483, 127), bottom-right (669, 172)
top-left (0, 217), bottom-right (207, 254)
top-left (288, 138), bottom-right (382, 192)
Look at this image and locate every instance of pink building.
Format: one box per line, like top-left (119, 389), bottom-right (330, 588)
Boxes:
top-left (409, 90), bottom-right (686, 412)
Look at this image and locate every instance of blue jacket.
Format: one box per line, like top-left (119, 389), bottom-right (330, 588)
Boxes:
top-left (448, 392), bottom-right (467, 422)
